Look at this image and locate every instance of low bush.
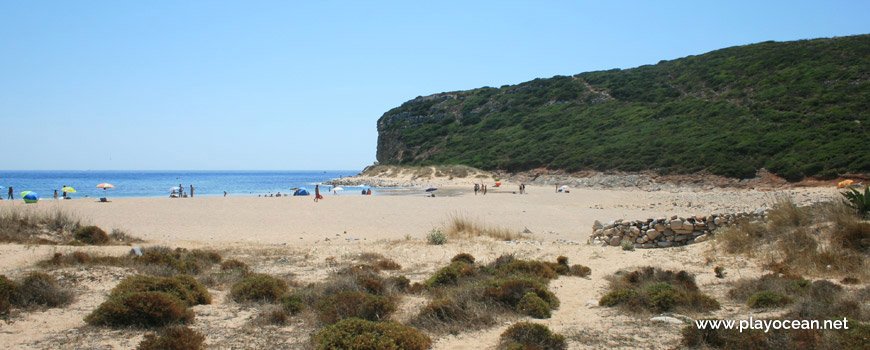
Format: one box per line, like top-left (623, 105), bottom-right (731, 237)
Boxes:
top-left (135, 246), bottom-right (222, 276)
top-left (427, 229), bottom-right (447, 245)
top-left (451, 253), bottom-right (476, 264)
top-left (496, 260), bottom-right (557, 280)
top-left (231, 274), bottom-right (289, 303)
top-left (747, 291), bottom-right (792, 309)
top-left (110, 275), bottom-right (210, 306)
top-left (375, 258), bottom-right (402, 270)
top-left (137, 326), bottom-right (205, 350)
top-left (15, 271), bottom-right (74, 308)
top-left (85, 291), bottom-right (194, 327)
top-left (424, 262), bottom-right (468, 288)
top-left (621, 240), bottom-right (635, 251)
top-left (714, 266), bottom-right (727, 278)
top-left (280, 293), bottom-right (304, 314)
top-left (568, 264), bottom-right (591, 277)
top-left (389, 275), bottom-right (410, 292)
top-left (516, 292), bottom-right (551, 318)
top-left (498, 322), bottom-right (566, 350)
top-left (484, 277), bottom-right (559, 309)
top-left (220, 259), bottom-right (248, 271)
top-left (73, 225), bottom-right (111, 245)
top-left (313, 318), bottom-right (431, 350)
top-left (314, 291), bottom-right (396, 325)
top-left (0, 275), bottom-right (18, 314)
top-left (599, 267), bottom-right (719, 313)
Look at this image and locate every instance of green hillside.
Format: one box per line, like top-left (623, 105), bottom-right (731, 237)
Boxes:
top-left (376, 35), bottom-right (870, 181)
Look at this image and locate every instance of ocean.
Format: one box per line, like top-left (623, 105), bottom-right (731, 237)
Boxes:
top-left (0, 170), bottom-right (364, 199)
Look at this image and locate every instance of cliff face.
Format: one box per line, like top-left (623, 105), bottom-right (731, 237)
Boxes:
top-left (376, 35), bottom-right (870, 181)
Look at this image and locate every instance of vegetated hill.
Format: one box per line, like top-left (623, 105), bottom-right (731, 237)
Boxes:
top-left (376, 34), bottom-right (870, 181)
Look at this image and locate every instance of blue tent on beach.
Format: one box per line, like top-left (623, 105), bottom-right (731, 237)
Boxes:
top-left (294, 188), bottom-right (310, 196)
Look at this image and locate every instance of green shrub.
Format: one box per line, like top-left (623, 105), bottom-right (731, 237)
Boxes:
top-left (498, 322), bottom-right (566, 350)
top-left (137, 326), bottom-right (205, 350)
top-left (110, 275), bottom-right (210, 306)
top-left (747, 291), bottom-right (792, 309)
top-left (646, 283), bottom-right (678, 312)
top-left (313, 318), bottom-right (431, 350)
top-left (73, 226), bottom-right (110, 245)
top-left (427, 229), bottom-right (447, 245)
top-left (485, 277), bottom-right (559, 309)
top-left (516, 292), bottom-right (551, 318)
top-left (424, 262), bottom-right (467, 288)
top-left (0, 275), bottom-right (18, 314)
top-left (621, 240), bottom-right (635, 251)
top-left (15, 271), bottom-right (74, 308)
top-left (135, 247), bottom-right (221, 275)
top-left (599, 288), bottom-right (638, 307)
top-left (451, 253), bottom-right (476, 264)
top-left (497, 260), bottom-right (557, 280)
top-left (230, 274), bottom-right (288, 303)
top-left (220, 259), bottom-right (248, 271)
top-left (85, 291), bottom-right (194, 327)
top-left (188, 249), bottom-right (222, 264)
top-left (389, 275), bottom-right (410, 292)
top-left (314, 291), bottom-right (396, 325)
top-left (568, 264), bottom-right (591, 277)
top-left (280, 293), bottom-right (304, 314)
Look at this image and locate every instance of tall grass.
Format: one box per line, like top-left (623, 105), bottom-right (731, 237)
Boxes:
top-left (0, 206), bottom-right (83, 243)
top-left (444, 213), bottom-right (523, 241)
top-left (713, 196), bottom-right (870, 279)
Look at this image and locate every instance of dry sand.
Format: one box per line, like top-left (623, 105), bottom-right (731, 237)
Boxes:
top-left (0, 183), bottom-right (842, 349)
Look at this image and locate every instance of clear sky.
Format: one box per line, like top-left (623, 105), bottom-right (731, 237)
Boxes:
top-left (1, 1), bottom-right (868, 170)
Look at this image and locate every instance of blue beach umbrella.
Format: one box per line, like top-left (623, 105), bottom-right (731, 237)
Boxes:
top-left (21, 191), bottom-right (39, 203)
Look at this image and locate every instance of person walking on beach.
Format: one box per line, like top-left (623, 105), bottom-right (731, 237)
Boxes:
top-left (190, 185), bottom-right (194, 198)
top-left (483, 184), bottom-right (487, 195)
top-left (62, 185), bottom-right (67, 199)
top-left (7, 186), bottom-right (12, 200)
top-left (54, 190), bottom-right (58, 199)
top-left (223, 191), bottom-right (227, 197)
top-left (314, 185), bottom-right (320, 202)
top-left (474, 183), bottom-right (479, 195)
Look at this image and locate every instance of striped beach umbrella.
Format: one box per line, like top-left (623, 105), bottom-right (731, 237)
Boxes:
top-left (96, 183), bottom-right (115, 200)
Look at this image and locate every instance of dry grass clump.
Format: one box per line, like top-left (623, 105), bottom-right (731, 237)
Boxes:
top-left (42, 251), bottom-right (125, 267)
top-left (375, 258), bottom-right (402, 270)
top-left (14, 271), bottom-right (74, 308)
top-left (444, 213), bottom-right (525, 241)
top-left (498, 322), bottom-right (567, 350)
top-left (0, 272), bottom-right (75, 314)
top-left (451, 253), bottom-right (476, 264)
top-left (230, 274), bottom-right (289, 303)
top-left (0, 206), bottom-right (83, 244)
top-left (40, 247), bottom-right (223, 278)
top-left (715, 197), bottom-right (870, 279)
top-left (219, 259), bottom-right (248, 272)
top-left (599, 267), bottom-right (719, 314)
top-left (111, 275), bottom-right (211, 306)
top-left (312, 318), bottom-right (431, 350)
top-left (137, 326), bottom-right (205, 350)
top-left (73, 226), bottom-right (110, 245)
top-left (685, 276), bottom-right (870, 349)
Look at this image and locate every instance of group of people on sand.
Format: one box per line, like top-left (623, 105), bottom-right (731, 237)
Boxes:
top-left (473, 183), bottom-right (488, 195)
top-left (171, 184), bottom-right (195, 198)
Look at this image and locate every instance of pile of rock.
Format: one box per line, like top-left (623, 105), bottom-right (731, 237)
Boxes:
top-left (589, 211), bottom-right (763, 249)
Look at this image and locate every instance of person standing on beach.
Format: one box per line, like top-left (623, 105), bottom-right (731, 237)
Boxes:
top-left (62, 185), bottom-right (67, 199)
top-left (190, 185), bottom-right (194, 198)
top-left (223, 191), bottom-right (227, 197)
top-left (7, 186), bottom-right (12, 200)
top-left (54, 190), bottom-right (58, 199)
top-left (474, 183), bottom-right (479, 195)
top-left (314, 185), bottom-right (320, 202)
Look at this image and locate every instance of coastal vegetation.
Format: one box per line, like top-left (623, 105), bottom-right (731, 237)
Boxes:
top-left (377, 34), bottom-right (870, 181)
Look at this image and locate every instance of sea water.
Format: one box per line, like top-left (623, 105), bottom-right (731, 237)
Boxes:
top-left (0, 170), bottom-right (366, 199)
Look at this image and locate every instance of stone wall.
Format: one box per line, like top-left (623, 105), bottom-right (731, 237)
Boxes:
top-left (589, 211), bottom-right (764, 249)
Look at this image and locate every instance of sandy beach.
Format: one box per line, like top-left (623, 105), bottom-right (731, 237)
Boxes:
top-left (0, 182), bottom-right (848, 349)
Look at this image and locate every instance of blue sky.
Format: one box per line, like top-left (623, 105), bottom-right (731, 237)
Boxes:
top-left (1, 1), bottom-right (868, 170)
